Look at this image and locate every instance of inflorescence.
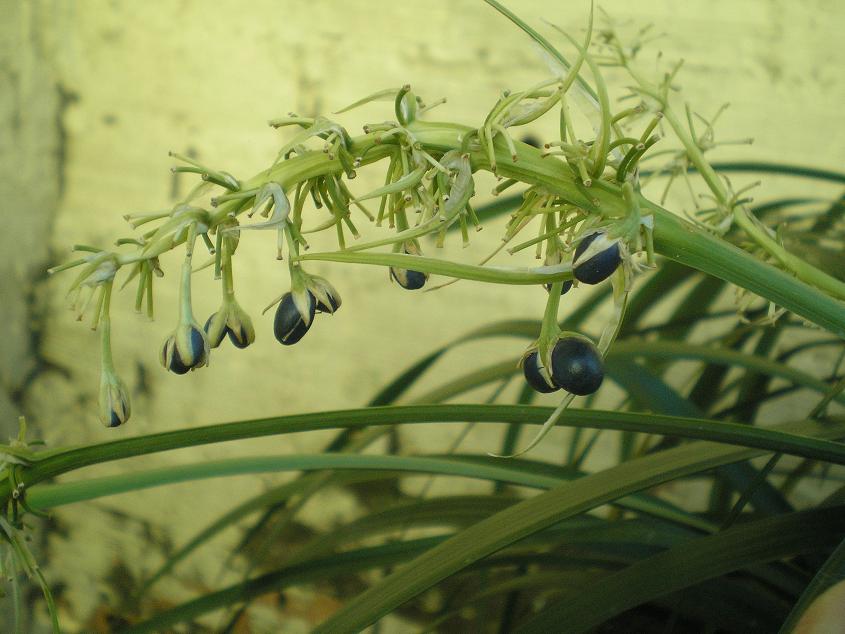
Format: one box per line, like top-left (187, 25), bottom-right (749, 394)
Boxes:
top-left (47, 2), bottom-right (832, 455)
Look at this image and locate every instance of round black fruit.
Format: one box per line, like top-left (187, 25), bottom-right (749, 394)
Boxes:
top-left (523, 351), bottom-right (559, 393)
top-left (550, 336), bottom-right (604, 396)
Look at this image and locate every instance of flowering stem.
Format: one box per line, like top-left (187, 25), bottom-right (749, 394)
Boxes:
top-left (99, 282), bottom-right (115, 373)
top-left (221, 243), bottom-right (235, 303)
top-left (538, 282), bottom-right (563, 364)
top-left (179, 230), bottom-right (198, 323)
top-left (84, 114), bottom-right (845, 340)
top-left (659, 104), bottom-right (845, 302)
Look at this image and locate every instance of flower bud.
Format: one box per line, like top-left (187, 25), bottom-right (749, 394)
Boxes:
top-left (99, 368), bottom-right (131, 427)
top-left (160, 323), bottom-right (209, 374)
top-left (549, 335), bottom-right (604, 396)
top-left (274, 291), bottom-right (315, 345)
top-left (522, 350), bottom-right (559, 393)
top-left (390, 267), bottom-right (427, 290)
top-left (389, 242), bottom-right (428, 290)
top-left (204, 312), bottom-right (226, 348)
top-left (572, 232), bottom-right (621, 285)
top-left (225, 303), bottom-right (256, 349)
top-left (204, 302), bottom-right (255, 349)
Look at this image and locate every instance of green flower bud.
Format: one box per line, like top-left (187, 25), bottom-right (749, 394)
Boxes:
top-left (274, 291), bottom-right (315, 345)
top-left (572, 232), bottom-right (622, 285)
top-left (204, 301), bottom-right (255, 349)
top-left (160, 323), bottom-right (209, 374)
top-left (389, 242), bottom-right (428, 290)
top-left (99, 368), bottom-right (131, 427)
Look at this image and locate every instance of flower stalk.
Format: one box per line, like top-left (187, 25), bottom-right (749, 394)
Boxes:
top-left (42, 1), bottom-right (845, 451)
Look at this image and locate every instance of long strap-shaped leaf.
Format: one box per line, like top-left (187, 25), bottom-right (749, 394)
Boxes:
top-left (609, 340), bottom-right (845, 403)
top-left (516, 506), bottom-right (845, 633)
top-left (121, 517), bottom-right (683, 634)
top-left (133, 470), bottom-right (390, 598)
top-left (410, 343), bottom-right (845, 406)
top-left (312, 418), bottom-right (845, 632)
top-left (12, 406), bottom-right (845, 499)
top-left (120, 536), bottom-right (444, 634)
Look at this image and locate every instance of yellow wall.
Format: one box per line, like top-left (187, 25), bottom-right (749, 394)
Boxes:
top-left (5, 0), bottom-right (845, 630)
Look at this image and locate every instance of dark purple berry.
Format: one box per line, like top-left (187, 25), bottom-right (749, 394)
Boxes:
top-left (550, 336), bottom-right (604, 396)
top-left (544, 279), bottom-right (574, 295)
top-left (523, 351), bottom-right (559, 393)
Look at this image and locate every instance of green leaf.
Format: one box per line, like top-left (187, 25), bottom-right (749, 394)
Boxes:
top-left (15, 406), bottom-right (845, 505)
top-left (410, 360), bottom-right (516, 403)
top-left (517, 506), bottom-right (845, 633)
top-left (368, 350), bottom-right (444, 406)
top-left (122, 516), bottom-right (700, 633)
top-left (287, 495), bottom-right (520, 564)
top-left (482, 0), bottom-right (599, 102)
top-left (608, 340), bottom-right (845, 403)
top-left (26, 452), bottom-right (567, 509)
top-left (708, 161), bottom-right (845, 184)
top-left (134, 470), bottom-right (392, 597)
top-left (427, 566), bottom-right (788, 633)
top-left (311, 417), bottom-right (845, 633)
top-left (122, 537), bottom-right (444, 634)
top-left (443, 454), bottom-right (715, 532)
top-left (619, 260), bottom-right (696, 336)
top-left (608, 360), bottom-right (701, 417)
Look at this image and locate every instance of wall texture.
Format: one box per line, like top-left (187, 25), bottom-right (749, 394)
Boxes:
top-left (3, 0), bottom-right (845, 631)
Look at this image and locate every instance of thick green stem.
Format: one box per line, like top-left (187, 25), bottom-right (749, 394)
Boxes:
top-left (644, 199), bottom-right (845, 337)
top-left (659, 108), bottom-right (845, 301)
top-left (115, 119), bottom-right (844, 339)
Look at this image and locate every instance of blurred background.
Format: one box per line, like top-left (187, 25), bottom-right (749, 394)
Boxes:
top-left (2, 0), bottom-right (845, 631)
